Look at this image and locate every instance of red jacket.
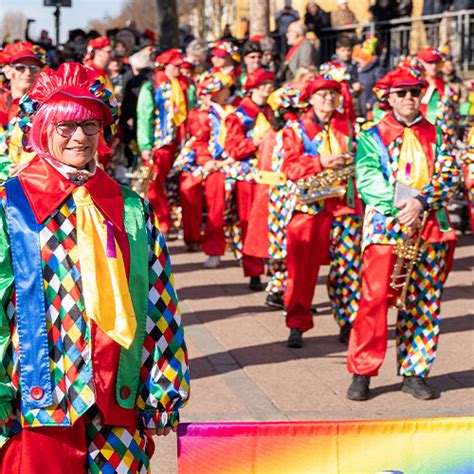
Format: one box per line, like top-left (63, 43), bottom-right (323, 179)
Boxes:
top-left (224, 96), bottom-right (275, 161)
top-left (0, 91), bottom-right (19, 128)
top-left (282, 108), bottom-right (362, 217)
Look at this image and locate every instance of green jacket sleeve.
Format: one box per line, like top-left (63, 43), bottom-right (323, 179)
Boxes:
top-left (355, 130), bottom-right (397, 216)
top-left (136, 81), bottom-right (155, 152)
top-left (0, 201), bottom-right (14, 420)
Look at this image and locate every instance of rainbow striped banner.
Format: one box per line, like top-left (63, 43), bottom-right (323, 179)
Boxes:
top-left (177, 418), bottom-right (473, 473)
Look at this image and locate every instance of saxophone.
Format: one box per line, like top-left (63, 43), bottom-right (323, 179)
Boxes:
top-left (389, 211), bottom-right (429, 311)
top-left (295, 154), bottom-right (355, 205)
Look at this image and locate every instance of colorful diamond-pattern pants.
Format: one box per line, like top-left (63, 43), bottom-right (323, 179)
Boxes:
top-left (347, 242), bottom-right (449, 378)
top-left (285, 211), bottom-right (362, 333)
top-left (266, 259), bottom-right (287, 295)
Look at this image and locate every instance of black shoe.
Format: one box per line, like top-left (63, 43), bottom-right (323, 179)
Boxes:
top-left (310, 304), bottom-right (318, 315)
top-left (265, 292), bottom-right (285, 310)
top-left (347, 374), bottom-right (371, 401)
top-left (287, 328), bottom-right (303, 348)
top-left (249, 276), bottom-right (263, 291)
top-left (401, 376), bottom-right (435, 400)
top-left (338, 324), bottom-right (351, 345)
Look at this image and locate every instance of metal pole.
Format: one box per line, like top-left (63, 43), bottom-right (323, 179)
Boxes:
top-left (54, 5), bottom-right (60, 46)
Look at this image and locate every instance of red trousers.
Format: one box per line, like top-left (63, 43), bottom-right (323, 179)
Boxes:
top-left (235, 180), bottom-right (264, 277)
top-left (202, 171), bottom-right (226, 256)
top-left (284, 211), bottom-right (332, 332)
top-left (347, 245), bottom-right (397, 376)
top-left (148, 145), bottom-right (176, 233)
top-left (180, 172), bottom-right (203, 245)
top-left (0, 420), bottom-right (88, 473)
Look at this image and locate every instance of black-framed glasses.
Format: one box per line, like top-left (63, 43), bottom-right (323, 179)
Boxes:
top-left (390, 89), bottom-right (422, 98)
top-left (54, 120), bottom-right (103, 137)
top-left (12, 63), bottom-right (41, 74)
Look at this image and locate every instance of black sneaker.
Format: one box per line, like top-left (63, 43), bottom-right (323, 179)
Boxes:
top-left (249, 276), bottom-right (263, 291)
top-left (287, 328), bottom-right (303, 348)
top-left (347, 374), bottom-right (371, 401)
top-left (401, 376), bottom-right (435, 400)
top-left (265, 292), bottom-right (285, 310)
top-left (338, 324), bottom-right (351, 345)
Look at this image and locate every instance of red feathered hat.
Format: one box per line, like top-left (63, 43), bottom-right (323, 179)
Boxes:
top-left (2, 41), bottom-right (48, 66)
top-left (243, 68), bottom-right (275, 90)
top-left (417, 47), bottom-right (442, 63)
top-left (155, 48), bottom-right (183, 68)
top-left (300, 76), bottom-right (342, 100)
top-left (22, 62), bottom-right (116, 125)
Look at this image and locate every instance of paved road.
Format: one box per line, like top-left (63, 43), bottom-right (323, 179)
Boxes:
top-left (152, 233), bottom-right (473, 473)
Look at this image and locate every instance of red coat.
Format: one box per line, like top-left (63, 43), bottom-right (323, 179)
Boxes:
top-left (282, 108), bottom-right (362, 217)
top-left (0, 91), bottom-right (19, 128)
top-left (224, 96), bottom-right (275, 161)
top-left (187, 108), bottom-right (213, 165)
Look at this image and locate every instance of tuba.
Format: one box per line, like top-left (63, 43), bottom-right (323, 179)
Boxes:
top-left (389, 212), bottom-right (429, 311)
top-left (295, 154), bottom-right (355, 205)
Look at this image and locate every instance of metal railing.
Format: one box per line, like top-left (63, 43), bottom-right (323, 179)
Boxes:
top-left (318, 9), bottom-right (474, 72)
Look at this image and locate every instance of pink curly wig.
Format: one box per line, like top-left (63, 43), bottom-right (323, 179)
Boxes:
top-left (28, 95), bottom-right (105, 156)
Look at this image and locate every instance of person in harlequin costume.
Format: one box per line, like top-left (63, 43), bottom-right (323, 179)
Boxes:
top-left (319, 61), bottom-right (356, 123)
top-left (224, 68), bottom-right (276, 291)
top-left (137, 49), bottom-right (189, 236)
top-left (346, 66), bottom-right (459, 401)
top-left (0, 63), bottom-right (189, 472)
top-left (176, 71), bottom-right (237, 268)
top-left (83, 36), bottom-right (114, 92)
top-left (281, 77), bottom-right (363, 348)
top-left (244, 84), bottom-right (307, 309)
top-left (417, 47), bottom-right (458, 147)
top-left (0, 42), bottom-right (47, 180)
top-left (209, 41), bottom-right (242, 88)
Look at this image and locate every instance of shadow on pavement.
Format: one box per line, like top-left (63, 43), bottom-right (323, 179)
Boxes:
top-left (173, 259), bottom-right (238, 274)
top-left (369, 369), bottom-right (474, 399)
top-left (189, 334), bottom-right (348, 379)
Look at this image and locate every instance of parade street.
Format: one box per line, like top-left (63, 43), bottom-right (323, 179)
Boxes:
top-left (153, 233), bottom-right (473, 473)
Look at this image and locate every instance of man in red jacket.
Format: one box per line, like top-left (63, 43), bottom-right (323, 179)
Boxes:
top-left (281, 76), bottom-right (363, 348)
top-left (224, 68), bottom-right (276, 290)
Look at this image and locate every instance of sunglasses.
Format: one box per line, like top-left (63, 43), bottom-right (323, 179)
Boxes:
top-left (55, 120), bottom-right (103, 138)
top-left (315, 91), bottom-right (339, 99)
top-left (12, 63), bottom-right (41, 74)
top-left (390, 89), bottom-right (422, 98)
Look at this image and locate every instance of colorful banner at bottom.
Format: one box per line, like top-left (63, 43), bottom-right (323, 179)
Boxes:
top-left (177, 417), bottom-right (473, 473)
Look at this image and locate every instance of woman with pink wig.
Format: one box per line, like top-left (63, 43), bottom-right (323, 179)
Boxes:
top-left (0, 62), bottom-right (189, 472)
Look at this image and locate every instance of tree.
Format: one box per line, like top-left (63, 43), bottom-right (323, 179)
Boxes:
top-left (157, 0), bottom-right (179, 50)
top-left (0, 11), bottom-right (27, 42)
top-left (249, 0), bottom-right (269, 37)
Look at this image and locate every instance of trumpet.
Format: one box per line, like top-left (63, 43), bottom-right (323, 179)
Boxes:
top-left (389, 212), bottom-right (429, 311)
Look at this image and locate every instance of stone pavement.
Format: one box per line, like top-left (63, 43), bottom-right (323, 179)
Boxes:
top-left (151, 233), bottom-right (473, 473)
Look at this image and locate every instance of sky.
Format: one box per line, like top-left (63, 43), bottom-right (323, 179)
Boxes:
top-left (1, 0), bottom-right (124, 43)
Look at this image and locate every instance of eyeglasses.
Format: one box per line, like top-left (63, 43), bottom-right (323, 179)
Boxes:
top-left (12, 63), bottom-right (41, 74)
top-left (390, 89), bottom-right (422, 98)
top-left (315, 91), bottom-right (339, 99)
top-left (54, 120), bottom-right (103, 137)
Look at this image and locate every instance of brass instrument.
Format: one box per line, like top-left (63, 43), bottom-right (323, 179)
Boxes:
top-left (128, 159), bottom-right (154, 198)
top-left (295, 164), bottom-right (355, 205)
top-left (389, 212), bottom-right (429, 311)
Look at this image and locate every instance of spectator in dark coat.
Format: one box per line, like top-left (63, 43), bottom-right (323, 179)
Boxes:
top-left (304, 1), bottom-right (333, 63)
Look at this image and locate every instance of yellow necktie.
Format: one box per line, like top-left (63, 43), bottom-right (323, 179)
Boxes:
top-left (72, 186), bottom-right (137, 348)
top-left (319, 126), bottom-right (342, 157)
top-left (398, 128), bottom-right (430, 190)
top-left (253, 112), bottom-right (271, 142)
top-left (171, 78), bottom-right (187, 127)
